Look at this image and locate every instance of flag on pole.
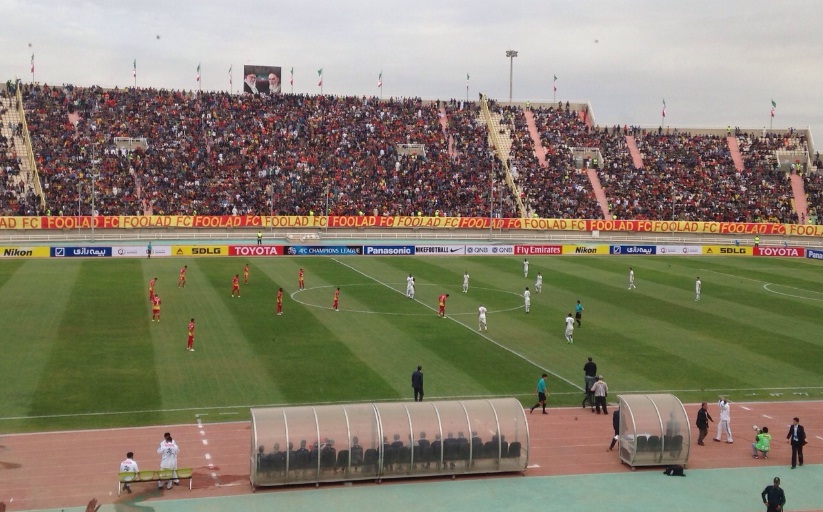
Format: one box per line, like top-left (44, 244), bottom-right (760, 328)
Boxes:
top-left (553, 74), bottom-right (558, 92)
top-left (228, 65), bottom-right (232, 86)
top-left (133, 59), bottom-right (137, 79)
top-left (662, 98), bottom-right (667, 118)
top-left (289, 67), bottom-right (294, 86)
top-left (378, 71), bottom-right (382, 88)
top-left (770, 99), bottom-right (776, 118)
top-left (196, 63), bottom-right (201, 82)
top-left (466, 73), bottom-right (470, 87)
top-left (30, 54), bottom-right (34, 74)
top-left (317, 68), bottom-right (323, 86)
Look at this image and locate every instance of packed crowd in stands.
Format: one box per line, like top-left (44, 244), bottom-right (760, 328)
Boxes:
top-left (21, 84), bottom-right (519, 217)
top-left (524, 104), bottom-right (602, 219)
top-left (6, 82), bottom-right (818, 223)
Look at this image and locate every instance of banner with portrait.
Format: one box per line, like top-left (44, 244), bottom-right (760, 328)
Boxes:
top-left (242, 65), bottom-right (282, 95)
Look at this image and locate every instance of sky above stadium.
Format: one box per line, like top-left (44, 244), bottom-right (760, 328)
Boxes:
top-left (3, 0), bottom-right (822, 145)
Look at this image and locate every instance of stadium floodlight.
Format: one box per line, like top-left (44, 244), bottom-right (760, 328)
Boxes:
top-left (506, 50), bottom-right (518, 103)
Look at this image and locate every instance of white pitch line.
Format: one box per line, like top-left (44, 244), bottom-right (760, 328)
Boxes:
top-left (739, 406), bottom-right (751, 411)
top-left (332, 258), bottom-right (583, 391)
top-left (816, 436), bottom-right (823, 441)
top-left (763, 415), bottom-right (773, 419)
top-left (763, 283), bottom-right (823, 302)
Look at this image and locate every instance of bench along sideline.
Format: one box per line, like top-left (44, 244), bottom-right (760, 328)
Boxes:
top-left (118, 468), bottom-right (193, 495)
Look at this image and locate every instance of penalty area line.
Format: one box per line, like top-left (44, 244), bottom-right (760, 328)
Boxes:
top-left (331, 258), bottom-right (582, 391)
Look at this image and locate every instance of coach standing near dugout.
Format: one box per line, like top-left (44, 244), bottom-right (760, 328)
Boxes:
top-left (583, 357), bottom-right (597, 410)
top-left (412, 366), bottom-right (424, 402)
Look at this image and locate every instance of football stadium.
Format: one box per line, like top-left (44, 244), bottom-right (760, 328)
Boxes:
top-left (1, 4), bottom-right (823, 512)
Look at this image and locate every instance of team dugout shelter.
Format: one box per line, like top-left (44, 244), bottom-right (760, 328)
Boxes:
top-left (617, 393), bottom-right (691, 468)
top-left (250, 398), bottom-right (529, 487)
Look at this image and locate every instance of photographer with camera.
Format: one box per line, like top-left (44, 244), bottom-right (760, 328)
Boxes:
top-left (752, 426), bottom-right (771, 459)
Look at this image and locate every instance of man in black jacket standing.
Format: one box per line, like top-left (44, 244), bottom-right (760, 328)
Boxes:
top-left (695, 402), bottom-right (714, 446)
top-left (412, 366), bottom-right (424, 402)
top-left (761, 476), bottom-right (785, 512)
top-left (787, 417), bottom-right (806, 468)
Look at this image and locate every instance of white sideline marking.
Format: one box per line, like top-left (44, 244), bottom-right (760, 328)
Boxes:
top-left (3, 391), bottom-right (823, 423)
top-left (332, 258), bottom-right (582, 391)
top-left (816, 436), bottom-right (823, 441)
top-left (739, 406), bottom-right (751, 411)
top-left (527, 464), bottom-right (540, 468)
top-left (219, 412), bottom-right (239, 415)
top-left (763, 415), bottom-right (773, 419)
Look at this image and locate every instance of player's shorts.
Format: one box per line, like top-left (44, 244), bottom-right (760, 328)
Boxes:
top-left (538, 392), bottom-right (547, 402)
top-left (575, 312), bottom-right (582, 319)
top-left (565, 327), bottom-right (574, 336)
top-left (152, 307), bottom-right (160, 312)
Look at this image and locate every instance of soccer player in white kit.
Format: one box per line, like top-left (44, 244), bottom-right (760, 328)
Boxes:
top-left (524, 287), bottom-right (531, 313)
top-left (628, 267), bottom-right (636, 290)
top-left (535, 272), bottom-right (543, 293)
top-left (523, 258), bottom-right (529, 278)
top-left (406, 274), bottom-right (415, 299)
top-left (462, 271), bottom-right (470, 293)
top-left (695, 276), bottom-right (701, 301)
top-left (714, 398), bottom-right (733, 443)
top-left (119, 452), bottom-right (139, 494)
top-left (157, 435), bottom-right (180, 489)
top-left (478, 304), bottom-right (488, 332)
top-left (564, 313), bottom-right (575, 343)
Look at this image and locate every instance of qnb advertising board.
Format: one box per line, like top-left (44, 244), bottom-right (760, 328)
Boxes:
top-left (657, 245), bottom-right (702, 255)
top-left (243, 65), bottom-right (282, 95)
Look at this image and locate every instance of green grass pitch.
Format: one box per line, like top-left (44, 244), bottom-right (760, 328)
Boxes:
top-left (0, 255), bottom-right (821, 433)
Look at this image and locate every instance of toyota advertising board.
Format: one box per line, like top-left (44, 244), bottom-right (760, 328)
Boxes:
top-left (229, 245), bottom-right (285, 257)
top-left (753, 246), bottom-right (805, 258)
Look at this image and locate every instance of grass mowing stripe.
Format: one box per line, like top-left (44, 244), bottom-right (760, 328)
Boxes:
top-left (332, 258), bottom-right (583, 391)
top-left (27, 260), bottom-right (161, 430)
top-left (0, 261), bottom-right (80, 418)
top-left (199, 258), bottom-right (400, 403)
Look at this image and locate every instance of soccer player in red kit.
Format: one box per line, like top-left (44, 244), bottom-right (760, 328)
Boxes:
top-left (149, 277), bottom-right (157, 302)
top-left (151, 295), bottom-right (161, 322)
top-left (186, 318), bottom-right (196, 351)
top-left (298, 268), bottom-right (305, 290)
top-left (243, 264), bottom-right (249, 285)
top-left (333, 287), bottom-right (340, 311)
top-left (276, 288), bottom-right (283, 315)
top-left (178, 266), bottom-right (187, 288)
top-left (438, 293), bottom-right (450, 318)
top-left (231, 274), bottom-right (241, 297)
